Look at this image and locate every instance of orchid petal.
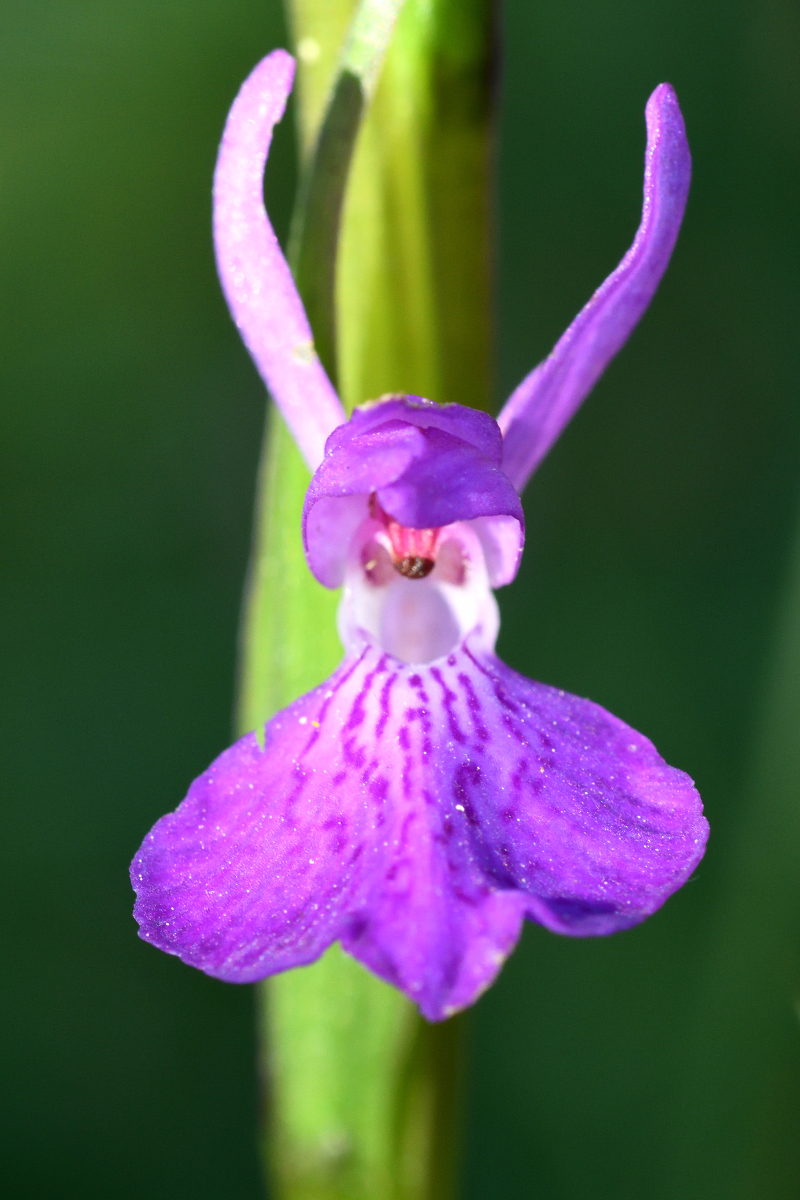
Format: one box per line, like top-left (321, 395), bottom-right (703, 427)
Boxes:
top-left (336, 397), bottom-right (505, 464)
top-left (132, 652), bottom-right (379, 984)
top-left (132, 633), bottom-right (707, 1022)
top-left (304, 397), bottom-right (524, 588)
top-left (456, 645), bottom-right (707, 937)
top-left (213, 51), bottom-right (346, 472)
top-left (498, 83), bottom-right (691, 492)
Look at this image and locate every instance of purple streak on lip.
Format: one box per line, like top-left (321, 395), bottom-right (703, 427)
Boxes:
top-left (213, 50), bottom-right (346, 472)
top-left (498, 83), bottom-right (691, 493)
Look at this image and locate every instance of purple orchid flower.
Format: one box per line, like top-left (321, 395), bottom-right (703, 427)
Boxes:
top-left (131, 51), bottom-right (707, 1021)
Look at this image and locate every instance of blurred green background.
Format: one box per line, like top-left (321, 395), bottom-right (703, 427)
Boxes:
top-left (3, 1), bottom-right (800, 1196)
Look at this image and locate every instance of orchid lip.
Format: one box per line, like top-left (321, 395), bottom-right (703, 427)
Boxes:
top-left (131, 630), bottom-right (708, 1022)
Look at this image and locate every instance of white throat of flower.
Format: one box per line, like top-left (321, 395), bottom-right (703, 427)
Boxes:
top-left (337, 515), bottom-right (500, 665)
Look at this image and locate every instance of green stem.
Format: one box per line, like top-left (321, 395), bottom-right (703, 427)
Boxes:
top-left (235, 2), bottom-right (497, 1196)
top-left (337, 0), bottom-right (495, 414)
top-left (288, 0), bottom-right (405, 384)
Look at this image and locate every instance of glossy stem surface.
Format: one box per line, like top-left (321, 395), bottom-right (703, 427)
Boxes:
top-left (288, 0), bottom-right (405, 384)
top-left (236, 1), bottom-right (496, 1195)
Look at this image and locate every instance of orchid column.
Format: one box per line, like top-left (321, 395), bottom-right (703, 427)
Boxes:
top-left (235, 1), bottom-right (495, 1196)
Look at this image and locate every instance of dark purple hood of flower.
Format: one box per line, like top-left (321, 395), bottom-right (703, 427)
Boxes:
top-left (303, 397), bottom-right (524, 589)
top-left (131, 51), bottom-right (708, 1021)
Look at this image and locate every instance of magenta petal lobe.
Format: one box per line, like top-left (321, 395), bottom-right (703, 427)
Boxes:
top-left (213, 51), bottom-right (346, 470)
top-left (132, 650), bottom-right (381, 983)
top-left (132, 635), bottom-right (707, 1021)
top-left (498, 83), bottom-right (692, 492)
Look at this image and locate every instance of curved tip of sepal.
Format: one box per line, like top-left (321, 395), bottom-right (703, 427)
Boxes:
top-left (498, 81), bottom-right (692, 493)
top-left (215, 51), bottom-right (296, 157)
top-left (253, 47), bottom-right (296, 118)
top-left (646, 81), bottom-right (686, 141)
top-left (645, 82), bottom-right (691, 212)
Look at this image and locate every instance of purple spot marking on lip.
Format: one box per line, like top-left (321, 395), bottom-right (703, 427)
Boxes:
top-left (370, 776), bottom-right (389, 804)
top-left (345, 654), bottom-right (389, 733)
top-left (402, 752), bottom-right (413, 799)
top-left (375, 673), bottom-right (398, 740)
top-left (361, 764), bottom-right (379, 794)
top-left (492, 680), bottom-right (519, 714)
top-left (348, 913), bottom-right (368, 940)
top-left (451, 882), bottom-right (480, 908)
top-left (510, 757), bottom-right (528, 790)
top-left (453, 761), bottom-right (482, 827)
top-left (408, 673), bottom-right (430, 704)
top-left (283, 764), bottom-right (314, 812)
top-left (462, 643), bottom-right (521, 715)
top-left (501, 711), bottom-right (529, 745)
top-left (322, 815), bottom-right (347, 831)
top-left (399, 810), bottom-right (417, 850)
top-left (297, 644), bottom-right (370, 760)
top-left (460, 640), bottom-right (488, 673)
top-left (453, 758), bottom-right (481, 796)
top-left (430, 667), bottom-right (467, 745)
top-left (342, 736), bottom-right (367, 769)
top-left (404, 705), bottom-right (432, 740)
top-left (457, 671), bottom-right (489, 742)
